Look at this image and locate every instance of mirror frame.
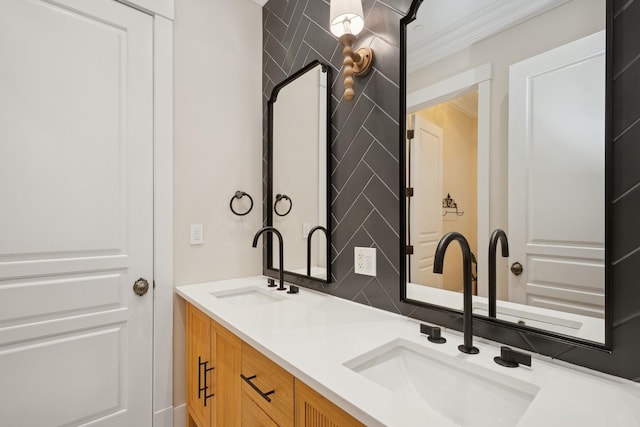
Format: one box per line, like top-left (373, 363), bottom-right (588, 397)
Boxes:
top-left (264, 60), bottom-right (333, 285)
top-left (399, 0), bottom-right (613, 354)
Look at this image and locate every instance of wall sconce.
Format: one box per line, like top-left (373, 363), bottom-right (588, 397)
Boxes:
top-left (329, 0), bottom-right (374, 101)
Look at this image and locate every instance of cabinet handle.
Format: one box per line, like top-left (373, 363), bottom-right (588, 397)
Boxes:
top-left (198, 357), bottom-right (215, 406)
top-left (240, 374), bottom-right (275, 402)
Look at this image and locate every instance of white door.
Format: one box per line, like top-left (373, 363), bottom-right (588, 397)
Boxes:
top-left (508, 31), bottom-right (605, 318)
top-left (409, 116), bottom-right (443, 288)
top-left (0, 0), bottom-right (154, 425)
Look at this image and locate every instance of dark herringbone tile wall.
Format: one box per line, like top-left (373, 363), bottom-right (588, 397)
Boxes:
top-left (263, 0), bottom-right (414, 314)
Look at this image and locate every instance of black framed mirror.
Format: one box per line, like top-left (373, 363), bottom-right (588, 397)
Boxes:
top-left (265, 61), bottom-right (332, 285)
top-left (400, 0), bottom-right (616, 358)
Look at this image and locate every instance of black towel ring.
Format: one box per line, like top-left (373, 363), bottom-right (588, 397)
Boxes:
top-left (230, 191), bottom-right (253, 216)
top-left (274, 194), bottom-right (292, 217)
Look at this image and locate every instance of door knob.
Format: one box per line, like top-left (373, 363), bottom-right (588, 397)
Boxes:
top-left (133, 278), bottom-right (150, 296)
top-left (510, 262), bottom-right (523, 276)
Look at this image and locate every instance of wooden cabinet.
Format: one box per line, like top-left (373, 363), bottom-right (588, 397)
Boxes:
top-left (213, 320), bottom-right (242, 426)
top-left (294, 380), bottom-right (365, 427)
top-left (186, 303), bottom-right (241, 427)
top-left (186, 303), bottom-right (212, 427)
top-left (186, 303), bottom-right (363, 427)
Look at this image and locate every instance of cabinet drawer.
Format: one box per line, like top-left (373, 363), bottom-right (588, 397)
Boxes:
top-left (241, 343), bottom-right (294, 426)
top-left (242, 390), bottom-right (279, 427)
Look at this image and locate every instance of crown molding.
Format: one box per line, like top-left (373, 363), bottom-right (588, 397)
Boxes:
top-left (407, 0), bottom-right (570, 74)
top-left (251, 0), bottom-right (268, 6)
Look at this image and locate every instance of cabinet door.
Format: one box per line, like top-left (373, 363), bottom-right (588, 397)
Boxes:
top-left (186, 303), bottom-right (212, 427)
top-left (212, 319), bottom-right (242, 426)
top-left (294, 380), bottom-right (364, 427)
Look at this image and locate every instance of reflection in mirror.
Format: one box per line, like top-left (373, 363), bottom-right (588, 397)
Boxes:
top-left (403, 0), bottom-right (606, 343)
top-left (268, 62), bottom-right (331, 283)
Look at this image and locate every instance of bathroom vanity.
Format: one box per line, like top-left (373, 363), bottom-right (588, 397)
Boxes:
top-left (178, 277), bottom-right (640, 426)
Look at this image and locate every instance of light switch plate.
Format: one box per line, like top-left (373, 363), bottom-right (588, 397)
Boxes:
top-left (190, 224), bottom-right (203, 245)
top-left (354, 247), bottom-right (376, 276)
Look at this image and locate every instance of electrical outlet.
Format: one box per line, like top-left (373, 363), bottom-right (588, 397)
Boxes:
top-left (354, 247), bottom-right (376, 276)
top-left (190, 224), bottom-right (203, 245)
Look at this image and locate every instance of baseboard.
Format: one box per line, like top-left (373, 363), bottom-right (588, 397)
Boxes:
top-left (154, 405), bottom-right (174, 427)
top-left (173, 403), bottom-right (186, 427)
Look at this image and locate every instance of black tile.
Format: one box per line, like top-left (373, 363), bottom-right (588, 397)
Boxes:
top-left (613, 0), bottom-right (631, 17)
top-left (264, 11), bottom-right (288, 42)
top-left (612, 184), bottom-right (640, 262)
top-left (303, 0), bottom-right (330, 30)
top-left (332, 195), bottom-right (374, 251)
top-left (361, 279), bottom-right (401, 313)
top-left (266, 0), bottom-right (289, 20)
top-left (612, 56), bottom-right (640, 135)
top-left (281, 0), bottom-right (300, 25)
top-left (332, 96), bottom-right (375, 157)
top-left (264, 56), bottom-right (287, 87)
top-left (331, 72), bottom-right (374, 130)
top-left (332, 227), bottom-right (373, 278)
top-left (289, 41), bottom-right (311, 73)
top-left (363, 195), bottom-right (400, 263)
top-left (363, 135), bottom-right (400, 194)
top-left (332, 128), bottom-right (374, 191)
top-left (282, 0), bottom-right (307, 47)
top-left (364, 1), bottom-right (402, 47)
top-left (613, 0), bottom-right (640, 76)
top-left (304, 21), bottom-right (339, 63)
top-left (613, 120), bottom-right (640, 198)
top-left (360, 0), bottom-right (376, 18)
top-left (284, 17), bottom-right (311, 73)
top-left (265, 36), bottom-right (288, 67)
top-left (612, 248), bottom-right (640, 323)
top-left (364, 71), bottom-right (400, 123)
top-left (363, 172), bottom-right (399, 231)
top-left (353, 291), bottom-right (372, 306)
top-left (368, 36), bottom-right (400, 86)
top-left (375, 242), bottom-right (401, 282)
top-left (332, 161), bottom-right (373, 220)
top-left (608, 317), bottom-right (640, 379)
top-left (363, 105), bottom-right (400, 159)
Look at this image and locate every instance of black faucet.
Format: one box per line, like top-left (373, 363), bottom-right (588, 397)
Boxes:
top-left (433, 232), bottom-right (479, 354)
top-left (306, 225), bottom-right (327, 277)
top-left (252, 226), bottom-right (286, 291)
top-left (488, 229), bottom-right (509, 319)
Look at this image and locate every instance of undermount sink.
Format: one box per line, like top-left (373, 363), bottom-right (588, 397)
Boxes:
top-left (344, 339), bottom-right (539, 426)
top-left (210, 286), bottom-right (286, 306)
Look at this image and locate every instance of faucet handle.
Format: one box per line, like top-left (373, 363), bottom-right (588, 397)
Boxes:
top-left (267, 278), bottom-right (277, 288)
top-left (494, 346), bottom-right (531, 368)
top-left (420, 324), bottom-right (446, 344)
top-left (287, 285), bottom-right (299, 294)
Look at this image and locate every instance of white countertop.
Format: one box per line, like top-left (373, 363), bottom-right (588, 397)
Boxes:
top-left (176, 276), bottom-right (640, 427)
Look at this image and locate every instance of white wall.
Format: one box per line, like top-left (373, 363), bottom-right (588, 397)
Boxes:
top-left (173, 0), bottom-right (263, 419)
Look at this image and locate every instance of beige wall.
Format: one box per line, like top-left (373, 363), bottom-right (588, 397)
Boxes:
top-left (173, 0), bottom-right (263, 413)
top-left (419, 102), bottom-right (478, 292)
